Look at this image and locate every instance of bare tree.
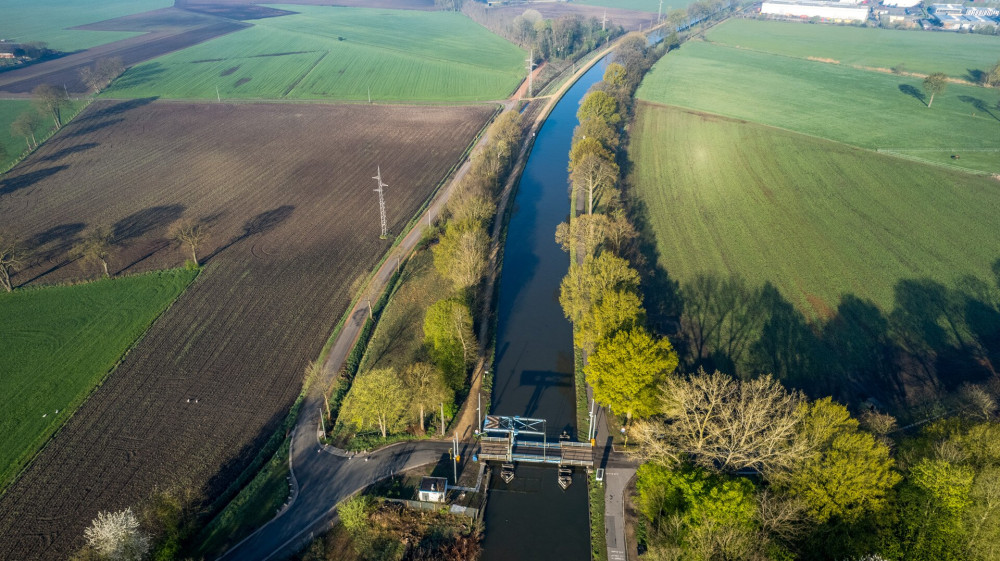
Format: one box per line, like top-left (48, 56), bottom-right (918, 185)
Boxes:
top-left (632, 369), bottom-right (806, 478)
top-left (757, 490), bottom-right (809, 542)
top-left (76, 226), bottom-right (114, 277)
top-left (0, 232), bottom-right (28, 292)
top-left (960, 383), bottom-right (997, 420)
top-left (11, 111), bottom-right (41, 150)
top-left (32, 84), bottom-right (70, 129)
top-left (555, 213), bottom-right (610, 258)
top-left (605, 209), bottom-right (637, 255)
top-left (80, 57), bottom-right (125, 93)
top-left (169, 219), bottom-right (210, 266)
top-left (570, 152), bottom-right (618, 215)
top-left (83, 508), bottom-right (150, 561)
top-left (403, 362), bottom-right (450, 432)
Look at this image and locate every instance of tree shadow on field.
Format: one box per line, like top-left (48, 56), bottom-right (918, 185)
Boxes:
top-left (203, 205), bottom-right (295, 263)
top-left (107, 63), bottom-right (166, 92)
top-left (0, 165), bottom-right (69, 197)
top-left (40, 142), bottom-right (99, 163)
top-left (17, 222), bottom-right (87, 286)
top-left (958, 95), bottom-right (1000, 121)
top-left (67, 118), bottom-right (125, 138)
top-left (967, 69), bottom-right (986, 85)
top-left (113, 204), bottom-right (186, 243)
top-left (899, 84), bottom-right (927, 106)
top-left (79, 97), bottom-right (159, 122)
top-left (673, 265), bottom-right (1000, 422)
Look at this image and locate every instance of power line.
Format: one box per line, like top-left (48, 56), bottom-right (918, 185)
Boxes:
top-left (372, 166), bottom-right (388, 239)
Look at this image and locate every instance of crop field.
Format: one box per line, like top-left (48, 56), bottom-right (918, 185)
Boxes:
top-left (0, 0), bottom-right (171, 52)
top-left (630, 104), bottom-right (1000, 318)
top-left (637, 41), bottom-right (1000, 173)
top-left (0, 99), bottom-right (493, 560)
top-left (0, 269), bottom-right (195, 493)
top-left (705, 19), bottom-right (1000, 80)
top-left (102, 6), bottom-right (527, 102)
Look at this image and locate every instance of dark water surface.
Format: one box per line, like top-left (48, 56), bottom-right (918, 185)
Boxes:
top-left (481, 57), bottom-right (609, 561)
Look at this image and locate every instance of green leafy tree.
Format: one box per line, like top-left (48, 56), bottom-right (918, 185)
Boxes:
top-left (603, 62), bottom-right (628, 88)
top-left (636, 463), bottom-right (772, 560)
top-left (922, 73), bottom-right (948, 108)
top-left (32, 84), bottom-right (70, 129)
top-left (423, 299), bottom-right (476, 390)
top-left (575, 289), bottom-right (643, 354)
top-left (585, 327), bottom-right (677, 421)
top-left (402, 362), bottom-right (451, 433)
top-left (568, 136), bottom-right (613, 172)
top-left (573, 117), bottom-right (619, 154)
top-left (560, 252), bottom-right (638, 324)
top-left (577, 90), bottom-right (621, 125)
top-left (787, 398), bottom-right (900, 523)
top-left (345, 368), bottom-right (407, 438)
top-left (899, 458), bottom-right (973, 560)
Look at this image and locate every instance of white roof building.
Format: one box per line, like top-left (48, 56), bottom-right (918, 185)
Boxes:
top-left (761, 1), bottom-right (870, 21)
top-left (882, 0), bottom-right (921, 8)
top-left (929, 4), bottom-right (964, 14)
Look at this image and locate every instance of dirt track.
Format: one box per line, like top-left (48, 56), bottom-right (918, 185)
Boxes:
top-left (0, 99), bottom-right (493, 560)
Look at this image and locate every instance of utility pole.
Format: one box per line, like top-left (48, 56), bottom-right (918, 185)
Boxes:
top-left (602, 8), bottom-right (607, 31)
top-left (658, 0), bottom-right (664, 22)
top-left (372, 166), bottom-right (388, 239)
top-left (525, 49), bottom-right (536, 98)
top-left (452, 434), bottom-right (459, 484)
top-left (441, 402), bottom-right (445, 436)
top-left (367, 86), bottom-right (371, 104)
top-left (216, 86), bottom-right (221, 103)
top-left (477, 393), bottom-right (482, 433)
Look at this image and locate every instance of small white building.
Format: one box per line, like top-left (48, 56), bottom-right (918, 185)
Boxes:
top-left (761, 1), bottom-right (870, 21)
top-left (966, 7), bottom-right (1000, 17)
top-left (882, 0), bottom-right (921, 8)
top-left (417, 477), bottom-right (447, 503)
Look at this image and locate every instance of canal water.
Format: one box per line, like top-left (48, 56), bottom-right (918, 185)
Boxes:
top-left (481, 56), bottom-right (610, 561)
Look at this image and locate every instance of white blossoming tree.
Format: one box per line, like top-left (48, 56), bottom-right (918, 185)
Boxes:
top-left (83, 508), bottom-right (150, 561)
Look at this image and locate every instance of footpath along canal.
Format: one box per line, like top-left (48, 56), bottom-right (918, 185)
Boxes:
top-left (481, 55), bottom-right (611, 561)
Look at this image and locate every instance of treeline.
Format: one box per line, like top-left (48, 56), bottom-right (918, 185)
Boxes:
top-left (335, 110), bottom-right (524, 444)
top-left (0, 41), bottom-right (55, 66)
top-left (462, 3), bottom-right (622, 61)
top-left (556, 33), bottom-right (676, 422)
top-left (630, 370), bottom-right (1000, 560)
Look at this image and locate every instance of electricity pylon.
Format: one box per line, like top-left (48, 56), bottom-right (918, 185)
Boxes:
top-left (372, 166), bottom-right (388, 239)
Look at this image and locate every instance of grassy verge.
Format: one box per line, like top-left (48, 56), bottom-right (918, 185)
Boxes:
top-left (0, 268), bottom-right (196, 492)
top-left (590, 472), bottom-right (608, 561)
top-left (193, 437), bottom-right (292, 558)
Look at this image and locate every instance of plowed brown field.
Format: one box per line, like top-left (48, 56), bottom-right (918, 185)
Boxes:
top-left (0, 99), bottom-right (493, 560)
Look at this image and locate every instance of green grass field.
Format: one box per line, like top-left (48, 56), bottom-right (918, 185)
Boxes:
top-left (630, 104), bottom-right (1000, 318)
top-left (636, 41), bottom-right (1000, 173)
top-left (705, 19), bottom-right (1000, 80)
top-left (0, 100), bottom-right (88, 172)
top-left (102, 6), bottom-right (527, 102)
top-left (0, 0), bottom-right (171, 52)
top-left (0, 269), bottom-right (196, 490)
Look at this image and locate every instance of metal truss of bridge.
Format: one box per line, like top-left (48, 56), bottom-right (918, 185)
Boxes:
top-left (477, 415), bottom-right (592, 468)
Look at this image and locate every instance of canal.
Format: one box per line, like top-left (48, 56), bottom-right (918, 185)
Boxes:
top-left (481, 55), bottom-right (610, 561)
